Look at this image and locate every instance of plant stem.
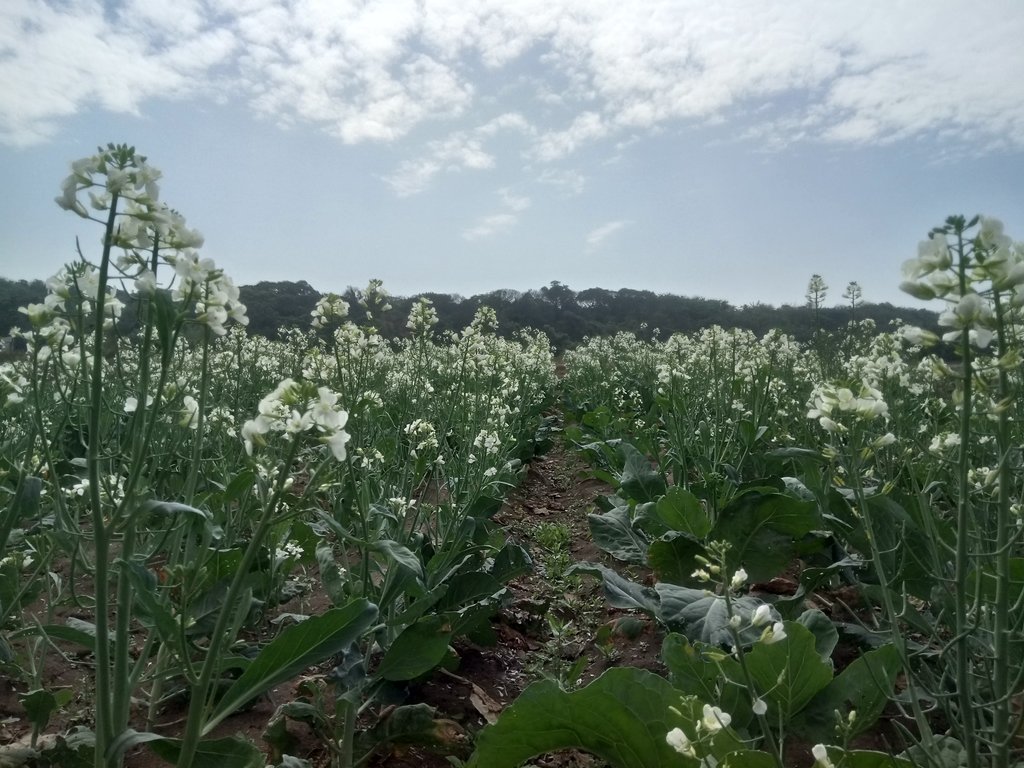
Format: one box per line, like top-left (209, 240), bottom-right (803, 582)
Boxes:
top-left (90, 191), bottom-right (120, 768)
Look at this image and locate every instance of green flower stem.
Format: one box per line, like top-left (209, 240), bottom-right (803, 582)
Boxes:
top-left (89, 190), bottom-right (121, 768)
top-left (722, 591), bottom-right (785, 768)
top-left (952, 229), bottom-right (979, 768)
top-left (847, 440), bottom-right (937, 762)
top-left (989, 287), bottom-right (1013, 768)
top-left (183, 324), bottom-right (212, 505)
top-left (175, 436), bottom-right (302, 766)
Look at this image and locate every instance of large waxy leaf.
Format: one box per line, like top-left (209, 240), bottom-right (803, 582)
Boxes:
top-left (655, 583), bottom-right (768, 648)
top-left (617, 442), bottom-right (666, 503)
top-left (571, 562), bottom-right (659, 615)
top-left (468, 668), bottom-right (742, 768)
top-left (377, 614), bottom-right (455, 681)
top-left (647, 532), bottom-right (706, 585)
top-left (656, 487), bottom-right (711, 538)
top-left (743, 621), bottom-right (833, 721)
top-left (796, 609), bottom-right (839, 662)
top-left (588, 505), bottom-right (648, 564)
top-left (110, 731), bottom-right (263, 768)
top-left (712, 491), bottom-right (822, 582)
top-left (206, 599), bottom-right (378, 733)
top-left (791, 644), bottom-right (902, 741)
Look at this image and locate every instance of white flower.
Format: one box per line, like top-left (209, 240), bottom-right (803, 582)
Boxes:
top-left (665, 727), bottom-right (696, 757)
top-left (325, 429), bottom-right (351, 461)
top-left (752, 698), bottom-right (768, 716)
top-left (760, 621), bottom-right (787, 645)
top-left (180, 396), bottom-right (200, 429)
top-left (730, 567), bottom-right (748, 590)
top-left (812, 744), bottom-right (836, 768)
top-left (750, 604), bottom-right (772, 627)
top-left (699, 704), bottom-right (731, 733)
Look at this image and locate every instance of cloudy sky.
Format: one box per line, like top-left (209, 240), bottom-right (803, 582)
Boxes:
top-left (2, 0), bottom-right (1023, 308)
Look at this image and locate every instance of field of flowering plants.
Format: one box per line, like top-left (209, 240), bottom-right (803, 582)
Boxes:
top-left (2, 144), bottom-right (1023, 768)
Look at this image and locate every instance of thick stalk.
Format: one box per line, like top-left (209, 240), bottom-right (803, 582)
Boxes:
top-left (89, 192), bottom-right (121, 768)
top-left (990, 288), bottom-right (1011, 768)
top-left (952, 231), bottom-right (979, 767)
top-left (175, 438), bottom-right (301, 765)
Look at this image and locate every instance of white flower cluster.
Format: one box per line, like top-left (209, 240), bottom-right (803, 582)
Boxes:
top-left (901, 216), bottom-right (1023, 349)
top-left (665, 704), bottom-right (733, 757)
top-left (356, 279), bottom-right (392, 322)
top-left (407, 297), bottom-right (439, 334)
top-left (167, 253), bottom-right (248, 335)
top-left (311, 293), bottom-right (350, 329)
top-left (241, 379), bottom-right (351, 460)
top-left (0, 363), bottom-right (27, 408)
top-left (806, 381), bottom-right (892, 441)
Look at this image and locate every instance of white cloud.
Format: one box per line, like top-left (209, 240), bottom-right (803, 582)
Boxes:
top-left (461, 186), bottom-right (532, 240)
top-left (462, 212), bottom-right (517, 241)
top-left (1, 0), bottom-right (1022, 157)
top-left (585, 219), bottom-right (629, 252)
top-left (384, 112), bottom-right (532, 195)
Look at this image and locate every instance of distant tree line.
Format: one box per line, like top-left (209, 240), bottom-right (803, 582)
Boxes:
top-left (1, 276), bottom-right (939, 351)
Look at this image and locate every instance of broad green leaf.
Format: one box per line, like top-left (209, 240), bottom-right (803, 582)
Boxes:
top-left (712, 491), bottom-right (822, 582)
top-left (656, 487), bottom-right (711, 539)
top-left (1, 475), bottom-right (40, 552)
top-left (796, 609), bottom-right (839, 662)
top-left (618, 443), bottom-right (666, 503)
top-left (721, 750), bottom-right (777, 767)
top-left (828, 747), bottom-right (915, 767)
top-left (378, 614), bottom-right (454, 681)
top-left (315, 542), bottom-right (348, 607)
top-left (588, 506), bottom-right (648, 564)
top-left (206, 599), bottom-right (378, 733)
top-left (19, 688), bottom-right (73, 734)
top-left (491, 542), bottom-right (533, 582)
top-left (661, 634), bottom-right (722, 701)
top-left (353, 703), bottom-right (461, 763)
top-left (371, 539), bottom-right (423, 580)
top-left (647, 532), bottom-right (706, 585)
top-left (791, 645), bottom-right (901, 742)
top-left (743, 621), bottom-right (832, 722)
top-left (655, 583), bottom-right (766, 648)
top-left (149, 735), bottom-right (264, 768)
top-left (125, 563), bottom-right (179, 644)
top-left (468, 668), bottom-right (741, 768)
top-left (571, 562), bottom-right (659, 615)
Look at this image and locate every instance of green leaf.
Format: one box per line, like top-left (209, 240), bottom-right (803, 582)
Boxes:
top-left (370, 539), bottom-right (424, 581)
top-left (656, 487), bottom-right (711, 538)
top-left (206, 599), bottom-right (378, 733)
top-left (149, 735), bottom-right (264, 768)
top-left (588, 506), bottom-right (649, 564)
top-left (315, 542), bottom-right (348, 607)
top-left (828, 747), bottom-right (916, 767)
top-left (0, 475), bottom-right (40, 552)
top-left (712, 491), bottom-right (822, 582)
top-left (743, 621), bottom-right (833, 722)
top-left (571, 562), bottom-right (660, 615)
top-left (661, 634), bottom-right (723, 701)
top-left (617, 443), bottom-right (666, 503)
top-left (647, 532), bottom-right (706, 585)
top-left (791, 645), bottom-right (901, 742)
top-left (491, 542), bottom-right (533, 582)
top-left (125, 563), bottom-right (180, 644)
top-left (721, 750), bottom-right (777, 767)
top-left (354, 703), bottom-right (463, 763)
top-left (19, 688), bottom-right (73, 734)
top-left (796, 609), bottom-right (839, 662)
top-left (468, 668), bottom-right (741, 768)
top-left (378, 614), bottom-right (455, 681)
top-left (655, 583), bottom-right (766, 648)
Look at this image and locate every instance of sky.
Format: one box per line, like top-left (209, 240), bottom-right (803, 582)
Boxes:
top-left (1, 0), bottom-right (1023, 309)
